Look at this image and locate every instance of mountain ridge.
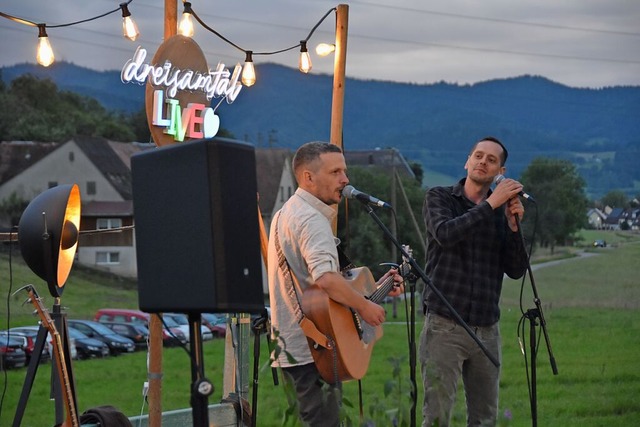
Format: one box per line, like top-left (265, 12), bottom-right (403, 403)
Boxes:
top-left (2, 61), bottom-right (639, 198)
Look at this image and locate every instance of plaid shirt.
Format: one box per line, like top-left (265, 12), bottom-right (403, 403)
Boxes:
top-left (422, 178), bottom-right (527, 326)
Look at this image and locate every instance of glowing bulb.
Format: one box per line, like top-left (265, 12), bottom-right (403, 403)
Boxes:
top-left (241, 51), bottom-right (256, 87)
top-left (299, 41), bottom-right (312, 73)
top-left (315, 43), bottom-right (336, 57)
top-left (120, 4), bottom-right (140, 41)
top-left (36, 25), bottom-right (54, 67)
top-left (178, 2), bottom-right (195, 37)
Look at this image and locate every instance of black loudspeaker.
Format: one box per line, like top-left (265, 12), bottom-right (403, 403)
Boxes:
top-left (131, 138), bottom-right (265, 314)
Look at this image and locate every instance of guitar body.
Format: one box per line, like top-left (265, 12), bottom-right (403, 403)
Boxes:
top-left (301, 267), bottom-right (383, 384)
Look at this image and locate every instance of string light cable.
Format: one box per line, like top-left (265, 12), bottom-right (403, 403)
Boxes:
top-left (0, 1), bottom-right (140, 66)
top-left (183, 2), bottom-right (337, 85)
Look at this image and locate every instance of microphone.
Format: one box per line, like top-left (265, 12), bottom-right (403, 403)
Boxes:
top-left (342, 185), bottom-right (391, 208)
top-left (493, 174), bottom-right (535, 202)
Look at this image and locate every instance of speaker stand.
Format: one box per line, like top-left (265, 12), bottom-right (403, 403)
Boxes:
top-left (188, 313), bottom-right (214, 426)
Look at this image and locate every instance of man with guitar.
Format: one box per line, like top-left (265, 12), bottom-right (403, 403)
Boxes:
top-left (419, 137), bottom-right (529, 426)
top-left (267, 141), bottom-right (404, 426)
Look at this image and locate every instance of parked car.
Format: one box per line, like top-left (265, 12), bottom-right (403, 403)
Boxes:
top-left (94, 308), bottom-right (150, 325)
top-left (102, 322), bottom-right (149, 350)
top-left (163, 313), bottom-right (214, 341)
top-left (66, 327), bottom-right (110, 359)
top-left (201, 313), bottom-right (227, 338)
top-left (0, 332), bottom-right (27, 370)
top-left (593, 239), bottom-right (607, 247)
top-left (94, 308), bottom-right (187, 347)
top-left (67, 320), bottom-right (135, 355)
top-left (8, 325), bottom-right (77, 361)
top-left (6, 327), bottom-right (52, 364)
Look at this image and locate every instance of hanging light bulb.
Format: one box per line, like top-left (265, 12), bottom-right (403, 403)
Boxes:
top-left (178, 2), bottom-right (195, 37)
top-left (120, 3), bottom-right (140, 41)
top-left (36, 24), bottom-right (54, 67)
top-left (241, 51), bottom-right (256, 87)
top-left (315, 43), bottom-right (336, 57)
top-left (298, 41), bottom-right (312, 73)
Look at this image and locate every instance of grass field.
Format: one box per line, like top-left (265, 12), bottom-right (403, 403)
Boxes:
top-left (1, 230), bottom-right (639, 426)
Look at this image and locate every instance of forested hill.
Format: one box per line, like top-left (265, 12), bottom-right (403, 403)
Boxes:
top-left (2, 61), bottom-right (639, 198)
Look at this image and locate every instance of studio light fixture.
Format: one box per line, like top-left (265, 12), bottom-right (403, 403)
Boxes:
top-left (120, 2), bottom-right (139, 41)
top-left (299, 40), bottom-right (312, 73)
top-left (241, 51), bottom-right (256, 87)
top-left (18, 184), bottom-right (81, 298)
top-left (178, 1), bottom-right (195, 37)
top-left (36, 24), bottom-right (54, 67)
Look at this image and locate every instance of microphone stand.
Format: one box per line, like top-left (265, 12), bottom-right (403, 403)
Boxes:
top-left (514, 214), bottom-right (558, 427)
top-left (405, 270), bottom-right (419, 427)
top-left (360, 204), bottom-right (500, 427)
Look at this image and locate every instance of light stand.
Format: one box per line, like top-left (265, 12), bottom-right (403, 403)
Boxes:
top-left (514, 214), bottom-right (558, 427)
top-left (12, 184), bottom-right (82, 427)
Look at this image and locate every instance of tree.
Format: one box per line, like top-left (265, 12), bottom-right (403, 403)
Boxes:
top-left (337, 166), bottom-right (425, 275)
top-left (519, 157), bottom-right (588, 253)
top-left (599, 190), bottom-right (628, 209)
top-left (0, 192), bottom-right (29, 228)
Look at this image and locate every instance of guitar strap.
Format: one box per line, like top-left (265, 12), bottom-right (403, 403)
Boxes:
top-left (273, 211), bottom-right (333, 351)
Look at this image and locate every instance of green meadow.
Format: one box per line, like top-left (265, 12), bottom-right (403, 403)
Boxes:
top-left (1, 230), bottom-right (639, 426)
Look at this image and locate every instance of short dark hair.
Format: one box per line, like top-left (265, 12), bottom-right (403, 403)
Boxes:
top-left (470, 136), bottom-right (508, 166)
top-left (292, 141), bottom-right (342, 175)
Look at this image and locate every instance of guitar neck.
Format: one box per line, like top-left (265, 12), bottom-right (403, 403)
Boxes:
top-left (368, 262), bottom-right (409, 304)
top-left (52, 331), bottom-right (80, 427)
top-left (25, 287), bottom-right (79, 427)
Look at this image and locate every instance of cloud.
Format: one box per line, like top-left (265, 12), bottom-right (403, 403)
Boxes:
top-left (1, 0), bottom-right (639, 88)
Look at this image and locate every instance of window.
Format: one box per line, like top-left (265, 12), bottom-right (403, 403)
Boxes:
top-left (87, 181), bottom-right (96, 195)
top-left (96, 251), bottom-right (120, 265)
top-left (97, 218), bottom-right (122, 230)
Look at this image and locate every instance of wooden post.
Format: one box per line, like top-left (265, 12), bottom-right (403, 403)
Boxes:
top-left (330, 4), bottom-right (348, 151)
top-left (146, 2), bottom-right (177, 426)
top-left (330, 4), bottom-right (349, 233)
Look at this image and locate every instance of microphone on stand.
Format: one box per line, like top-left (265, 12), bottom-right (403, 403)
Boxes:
top-left (342, 185), bottom-right (392, 208)
top-left (494, 174), bottom-right (535, 202)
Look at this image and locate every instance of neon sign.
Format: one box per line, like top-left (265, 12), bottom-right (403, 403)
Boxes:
top-left (121, 37), bottom-right (243, 146)
top-left (121, 47), bottom-right (242, 102)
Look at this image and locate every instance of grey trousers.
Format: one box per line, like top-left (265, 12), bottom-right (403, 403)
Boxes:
top-left (419, 312), bottom-right (501, 427)
top-left (281, 362), bottom-right (341, 427)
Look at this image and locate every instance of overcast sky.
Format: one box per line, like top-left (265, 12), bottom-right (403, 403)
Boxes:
top-left (1, 0), bottom-right (639, 88)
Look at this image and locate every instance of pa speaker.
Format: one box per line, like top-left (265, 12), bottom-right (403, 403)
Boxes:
top-left (131, 138), bottom-right (265, 314)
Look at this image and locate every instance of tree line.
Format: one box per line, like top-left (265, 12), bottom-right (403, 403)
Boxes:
top-left (1, 73), bottom-right (634, 261)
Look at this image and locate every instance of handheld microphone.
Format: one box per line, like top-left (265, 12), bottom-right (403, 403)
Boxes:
top-left (494, 174), bottom-right (535, 202)
top-left (342, 185), bottom-right (392, 208)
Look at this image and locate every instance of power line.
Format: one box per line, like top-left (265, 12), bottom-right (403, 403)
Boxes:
top-left (345, 0), bottom-right (640, 37)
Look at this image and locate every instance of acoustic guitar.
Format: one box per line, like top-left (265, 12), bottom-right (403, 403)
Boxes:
top-left (24, 285), bottom-right (80, 427)
top-left (300, 247), bottom-right (412, 384)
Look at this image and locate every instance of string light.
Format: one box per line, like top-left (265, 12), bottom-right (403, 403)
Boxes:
top-left (241, 51), bottom-right (256, 87)
top-left (299, 41), bottom-right (312, 73)
top-left (1, 1), bottom-right (141, 67)
top-left (36, 24), bottom-right (54, 67)
top-left (1, 3), bottom-right (337, 84)
top-left (120, 3), bottom-right (140, 41)
top-left (178, 2), bottom-right (195, 37)
top-left (315, 43), bottom-right (336, 57)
